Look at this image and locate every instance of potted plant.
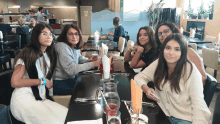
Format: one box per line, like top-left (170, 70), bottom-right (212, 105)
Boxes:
top-left (185, 0), bottom-right (194, 19)
top-left (197, 1), bottom-right (205, 19)
top-left (147, 0), bottom-right (165, 29)
top-left (208, 1), bottom-right (215, 20)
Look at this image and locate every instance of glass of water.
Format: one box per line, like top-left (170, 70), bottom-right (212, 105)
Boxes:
top-left (107, 110), bottom-right (121, 124)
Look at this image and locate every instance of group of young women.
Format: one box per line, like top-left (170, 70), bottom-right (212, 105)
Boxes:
top-left (9, 20), bottom-right (211, 124)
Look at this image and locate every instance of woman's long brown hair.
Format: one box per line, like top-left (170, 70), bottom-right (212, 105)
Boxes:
top-left (154, 33), bottom-right (192, 94)
top-left (14, 23), bottom-right (57, 80)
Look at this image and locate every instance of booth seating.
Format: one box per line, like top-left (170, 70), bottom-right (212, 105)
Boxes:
top-left (4, 35), bottom-right (21, 58)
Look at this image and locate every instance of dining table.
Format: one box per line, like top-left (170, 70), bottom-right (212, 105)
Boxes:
top-left (186, 36), bottom-right (212, 44)
top-left (64, 60), bottom-right (171, 124)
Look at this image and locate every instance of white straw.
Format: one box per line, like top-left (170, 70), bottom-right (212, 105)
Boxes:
top-left (100, 91), bottom-right (111, 110)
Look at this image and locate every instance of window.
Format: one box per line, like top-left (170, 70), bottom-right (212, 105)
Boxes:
top-left (184, 0), bottom-right (215, 20)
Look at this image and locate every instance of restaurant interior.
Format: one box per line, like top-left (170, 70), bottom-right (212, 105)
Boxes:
top-left (0, 0), bottom-right (220, 124)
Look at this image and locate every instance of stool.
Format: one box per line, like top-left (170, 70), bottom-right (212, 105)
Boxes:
top-left (0, 54), bottom-right (12, 72)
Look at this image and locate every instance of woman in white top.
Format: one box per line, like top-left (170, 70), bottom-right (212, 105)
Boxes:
top-left (10, 23), bottom-right (68, 124)
top-left (134, 33), bottom-right (211, 124)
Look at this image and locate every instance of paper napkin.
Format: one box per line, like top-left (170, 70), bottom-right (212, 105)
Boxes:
top-left (67, 118), bottom-right (103, 124)
top-left (131, 79), bottom-right (142, 114)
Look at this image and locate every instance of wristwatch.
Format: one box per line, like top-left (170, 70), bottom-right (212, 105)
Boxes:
top-left (136, 50), bottom-right (143, 53)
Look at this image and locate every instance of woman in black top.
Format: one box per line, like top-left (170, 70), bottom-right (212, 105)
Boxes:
top-left (124, 26), bottom-right (157, 71)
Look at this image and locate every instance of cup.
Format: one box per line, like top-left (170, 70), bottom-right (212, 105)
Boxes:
top-left (126, 114), bottom-right (148, 124)
top-left (107, 110), bottom-right (121, 124)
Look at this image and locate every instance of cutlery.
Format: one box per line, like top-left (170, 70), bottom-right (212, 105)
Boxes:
top-left (121, 100), bottom-right (156, 107)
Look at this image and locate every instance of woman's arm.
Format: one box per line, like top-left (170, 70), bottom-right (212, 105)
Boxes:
top-left (187, 48), bottom-right (207, 86)
top-left (11, 65), bottom-right (40, 88)
top-left (124, 47), bottom-right (135, 62)
top-left (129, 46), bottom-right (146, 68)
top-left (188, 65), bottom-right (211, 124)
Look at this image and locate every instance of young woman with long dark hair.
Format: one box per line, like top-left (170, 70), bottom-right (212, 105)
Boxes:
top-left (155, 22), bottom-right (207, 85)
top-left (10, 23), bottom-right (67, 124)
top-left (124, 26), bottom-right (157, 70)
top-left (134, 33), bottom-right (211, 124)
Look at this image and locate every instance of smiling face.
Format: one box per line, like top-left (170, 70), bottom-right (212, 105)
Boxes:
top-left (164, 40), bottom-right (181, 66)
top-left (138, 29), bottom-right (149, 46)
top-left (38, 27), bottom-right (53, 48)
top-left (158, 25), bottom-right (172, 44)
top-left (66, 28), bottom-right (79, 47)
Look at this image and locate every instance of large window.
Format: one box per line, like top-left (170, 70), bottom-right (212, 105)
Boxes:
top-left (184, 0), bottom-right (215, 20)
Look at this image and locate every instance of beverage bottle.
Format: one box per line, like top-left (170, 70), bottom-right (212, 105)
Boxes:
top-left (100, 26), bottom-right (103, 36)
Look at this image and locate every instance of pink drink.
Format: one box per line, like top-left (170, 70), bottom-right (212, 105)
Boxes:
top-left (100, 64), bottom-right (103, 75)
top-left (110, 57), bottom-right (114, 74)
top-left (105, 104), bottom-right (118, 120)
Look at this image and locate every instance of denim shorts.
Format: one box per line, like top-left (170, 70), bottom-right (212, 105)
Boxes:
top-left (168, 116), bottom-right (192, 124)
top-left (53, 75), bottom-right (78, 95)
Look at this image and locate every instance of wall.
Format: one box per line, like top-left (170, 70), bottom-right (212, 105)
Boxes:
top-left (180, 0), bottom-right (220, 37)
top-left (80, 0), bottom-right (108, 12)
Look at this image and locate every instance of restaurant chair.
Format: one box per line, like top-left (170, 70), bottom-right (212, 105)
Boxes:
top-left (125, 40), bottom-right (134, 53)
top-left (108, 37), bottom-right (125, 57)
top-left (0, 54), bottom-right (12, 72)
top-left (212, 94), bottom-right (220, 124)
top-left (202, 47), bottom-right (220, 79)
top-left (203, 73), bottom-right (217, 107)
top-left (195, 33), bottom-right (202, 40)
top-left (4, 35), bottom-right (21, 58)
top-left (19, 33), bottom-right (30, 49)
top-left (188, 43), bottom-right (197, 52)
top-left (52, 95), bottom-right (71, 108)
top-left (204, 35), bottom-right (216, 44)
top-left (0, 104), bottom-right (12, 124)
top-left (82, 34), bottom-right (90, 43)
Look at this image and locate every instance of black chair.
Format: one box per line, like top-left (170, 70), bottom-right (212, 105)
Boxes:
top-left (195, 33), bottom-right (202, 40)
top-left (203, 73), bottom-right (218, 107)
top-left (19, 33), bottom-right (30, 49)
top-left (4, 35), bottom-right (21, 58)
top-left (0, 70), bottom-right (13, 105)
top-left (183, 31), bottom-right (190, 37)
top-left (212, 94), bottom-right (220, 124)
top-left (0, 104), bottom-right (12, 124)
top-left (0, 54), bottom-right (12, 72)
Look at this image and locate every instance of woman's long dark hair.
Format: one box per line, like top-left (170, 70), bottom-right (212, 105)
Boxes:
top-left (14, 23), bottom-right (57, 79)
top-left (57, 24), bottom-right (83, 49)
top-left (136, 26), bottom-right (157, 50)
top-left (155, 22), bottom-right (180, 58)
top-left (14, 23), bottom-right (57, 100)
top-left (154, 33), bottom-right (192, 94)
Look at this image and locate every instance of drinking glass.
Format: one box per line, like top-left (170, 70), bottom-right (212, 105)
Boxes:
top-left (107, 110), bottom-right (121, 124)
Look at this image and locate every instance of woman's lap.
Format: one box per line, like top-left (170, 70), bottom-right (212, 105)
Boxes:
top-left (168, 116), bottom-right (192, 124)
top-left (53, 77), bottom-right (77, 95)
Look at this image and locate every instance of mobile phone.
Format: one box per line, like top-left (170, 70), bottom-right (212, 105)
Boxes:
top-left (150, 92), bottom-right (160, 100)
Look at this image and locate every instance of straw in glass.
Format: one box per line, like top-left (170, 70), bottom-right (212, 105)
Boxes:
top-left (123, 101), bottom-right (132, 117)
top-left (100, 90), bottom-right (111, 110)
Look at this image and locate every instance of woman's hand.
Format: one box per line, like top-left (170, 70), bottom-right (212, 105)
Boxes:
top-left (93, 60), bottom-right (102, 67)
top-left (129, 46), bottom-right (137, 52)
top-left (88, 56), bottom-right (98, 62)
top-left (142, 84), bottom-right (160, 103)
top-left (108, 32), bottom-right (114, 36)
top-left (136, 46), bottom-right (144, 52)
top-left (45, 78), bottom-right (53, 89)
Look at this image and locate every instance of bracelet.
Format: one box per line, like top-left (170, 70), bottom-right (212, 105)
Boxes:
top-left (39, 79), bottom-right (44, 85)
top-left (43, 78), bottom-right (46, 86)
top-left (136, 50), bottom-right (143, 53)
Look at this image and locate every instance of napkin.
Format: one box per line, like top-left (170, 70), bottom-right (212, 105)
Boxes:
top-left (94, 30), bottom-right (100, 43)
top-left (0, 30), bottom-right (3, 40)
top-left (216, 33), bottom-right (220, 44)
top-left (102, 43), bottom-right (108, 55)
top-left (190, 28), bottom-right (195, 38)
top-left (67, 118), bottom-right (103, 124)
top-left (180, 27), bottom-right (184, 34)
top-left (131, 79), bottom-right (142, 114)
top-left (102, 55), bottom-right (110, 79)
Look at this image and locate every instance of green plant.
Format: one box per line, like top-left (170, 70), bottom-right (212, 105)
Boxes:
top-left (147, 0), bottom-right (165, 29)
top-left (208, 1), bottom-right (215, 14)
top-left (185, 0), bottom-right (194, 18)
top-left (197, 1), bottom-right (205, 16)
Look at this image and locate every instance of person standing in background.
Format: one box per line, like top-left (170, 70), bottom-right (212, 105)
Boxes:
top-left (35, 7), bottom-right (44, 23)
